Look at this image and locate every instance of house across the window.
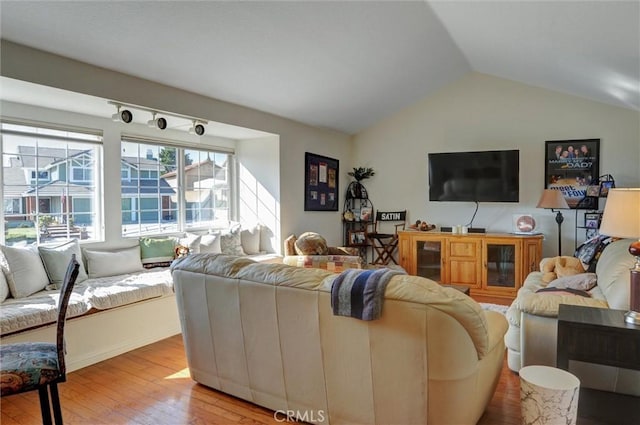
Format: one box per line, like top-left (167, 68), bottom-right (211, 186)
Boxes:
top-left (1, 123), bottom-right (102, 246)
top-left (120, 139), bottom-right (231, 237)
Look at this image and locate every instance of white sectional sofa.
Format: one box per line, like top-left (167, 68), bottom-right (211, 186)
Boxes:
top-left (172, 254), bottom-right (508, 425)
top-left (505, 238), bottom-right (640, 396)
top-left (0, 222), bottom-right (281, 372)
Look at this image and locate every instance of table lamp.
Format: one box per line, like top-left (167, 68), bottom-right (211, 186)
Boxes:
top-left (599, 188), bottom-right (640, 325)
top-left (537, 189), bottom-right (569, 255)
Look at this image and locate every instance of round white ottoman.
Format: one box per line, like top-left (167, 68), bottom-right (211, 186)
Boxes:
top-left (520, 365), bottom-right (580, 425)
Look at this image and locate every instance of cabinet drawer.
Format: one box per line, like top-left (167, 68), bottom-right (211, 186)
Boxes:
top-left (449, 240), bottom-right (477, 257)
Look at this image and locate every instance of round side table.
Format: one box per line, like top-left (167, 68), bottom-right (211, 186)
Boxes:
top-left (520, 365), bottom-right (580, 425)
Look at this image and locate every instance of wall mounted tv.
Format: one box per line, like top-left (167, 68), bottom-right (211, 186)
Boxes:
top-left (428, 149), bottom-right (520, 202)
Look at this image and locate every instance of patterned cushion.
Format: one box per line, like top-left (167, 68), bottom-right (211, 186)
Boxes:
top-left (294, 232), bottom-right (328, 255)
top-left (0, 342), bottom-right (60, 396)
top-left (284, 255), bottom-right (363, 272)
top-left (220, 225), bottom-right (245, 256)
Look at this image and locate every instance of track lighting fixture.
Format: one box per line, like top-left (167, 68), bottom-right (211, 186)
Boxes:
top-left (107, 100), bottom-right (207, 134)
top-left (148, 113), bottom-right (167, 130)
top-left (189, 121), bottom-right (206, 136)
top-left (112, 105), bottom-right (133, 123)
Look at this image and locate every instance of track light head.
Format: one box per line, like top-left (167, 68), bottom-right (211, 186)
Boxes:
top-left (147, 113), bottom-right (167, 130)
top-left (112, 105), bottom-right (133, 123)
top-left (189, 121), bottom-right (205, 136)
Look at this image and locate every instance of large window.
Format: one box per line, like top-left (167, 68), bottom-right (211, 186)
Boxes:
top-left (121, 139), bottom-right (232, 236)
top-left (1, 123), bottom-right (102, 246)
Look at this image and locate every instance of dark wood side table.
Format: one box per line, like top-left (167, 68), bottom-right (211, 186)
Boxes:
top-left (557, 304), bottom-right (640, 424)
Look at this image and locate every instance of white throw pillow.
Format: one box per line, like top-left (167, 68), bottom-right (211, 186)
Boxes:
top-left (200, 232), bottom-right (222, 254)
top-left (0, 245), bottom-right (50, 298)
top-left (83, 246), bottom-right (144, 278)
top-left (0, 268), bottom-right (9, 302)
top-left (38, 240), bottom-right (88, 288)
top-left (241, 224), bottom-right (261, 255)
top-left (179, 233), bottom-right (202, 254)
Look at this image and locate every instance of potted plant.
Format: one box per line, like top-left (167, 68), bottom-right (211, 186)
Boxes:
top-left (348, 167), bottom-right (375, 182)
top-left (347, 167), bottom-right (375, 198)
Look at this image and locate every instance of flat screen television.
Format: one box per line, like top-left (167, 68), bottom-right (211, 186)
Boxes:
top-left (428, 150), bottom-right (519, 202)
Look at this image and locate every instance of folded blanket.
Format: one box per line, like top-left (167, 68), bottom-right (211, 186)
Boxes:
top-left (331, 268), bottom-right (405, 320)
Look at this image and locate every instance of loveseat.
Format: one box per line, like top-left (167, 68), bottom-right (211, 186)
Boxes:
top-left (0, 222), bottom-right (281, 371)
top-left (505, 238), bottom-right (640, 395)
top-left (171, 254), bottom-right (508, 425)
top-left (282, 232), bottom-right (364, 271)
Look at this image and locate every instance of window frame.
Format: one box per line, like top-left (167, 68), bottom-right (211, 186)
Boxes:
top-left (1, 121), bottom-right (104, 246)
top-left (120, 137), bottom-right (234, 237)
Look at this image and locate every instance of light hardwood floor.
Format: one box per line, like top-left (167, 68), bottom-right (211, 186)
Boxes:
top-left (0, 334), bottom-right (522, 425)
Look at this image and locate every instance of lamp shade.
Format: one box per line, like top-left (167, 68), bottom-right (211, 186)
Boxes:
top-left (536, 189), bottom-right (569, 209)
top-left (599, 188), bottom-right (640, 238)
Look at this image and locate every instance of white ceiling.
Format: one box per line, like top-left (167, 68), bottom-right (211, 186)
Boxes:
top-left (0, 1), bottom-right (638, 135)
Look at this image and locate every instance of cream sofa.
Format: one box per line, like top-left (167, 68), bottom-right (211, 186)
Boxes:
top-left (505, 238), bottom-right (640, 395)
top-left (171, 254), bottom-right (508, 425)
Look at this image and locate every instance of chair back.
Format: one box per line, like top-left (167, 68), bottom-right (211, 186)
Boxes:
top-left (372, 210), bottom-right (407, 234)
top-left (56, 254), bottom-right (81, 376)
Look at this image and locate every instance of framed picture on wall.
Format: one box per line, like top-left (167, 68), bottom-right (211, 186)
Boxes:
top-left (544, 139), bottom-right (600, 209)
top-left (304, 152), bottom-right (339, 211)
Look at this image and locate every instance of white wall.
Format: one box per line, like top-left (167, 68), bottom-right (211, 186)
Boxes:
top-left (1, 41), bottom-right (353, 247)
top-left (237, 136), bottom-right (281, 253)
top-left (353, 73), bottom-right (640, 257)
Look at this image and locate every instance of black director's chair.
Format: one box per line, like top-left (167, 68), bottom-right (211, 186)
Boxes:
top-left (366, 210), bottom-right (407, 265)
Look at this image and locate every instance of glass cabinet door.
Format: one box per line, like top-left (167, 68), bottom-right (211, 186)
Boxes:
top-left (484, 241), bottom-right (520, 291)
top-left (416, 240), bottom-right (443, 281)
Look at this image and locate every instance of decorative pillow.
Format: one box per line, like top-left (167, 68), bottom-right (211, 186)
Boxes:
top-left (241, 224), bottom-right (261, 255)
top-left (179, 233), bottom-right (202, 254)
top-left (139, 237), bottom-right (177, 268)
top-left (83, 246), bottom-right (144, 278)
top-left (536, 287), bottom-right (592, 298)
top-left (200, 232), bottom-right (222, 254)
top-left (547, 273), bottom-right (597, 291)
top-left (0, 245), bottom-right (50, 298)
top-left (294, 232), bottom-right (328, 255)
top-left (220, 225), bottom-right (245, 256)
top-left (0, 268), bottom-right (9, 302)
top-left (38, 240), bottom-right (89, 288)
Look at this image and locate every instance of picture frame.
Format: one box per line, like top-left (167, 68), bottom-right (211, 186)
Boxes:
top-left (586, 185), bottom-right (600, 197)
top-left (304, 152), bottom-right (339, 211)
top-left (544, 139), bottom-right (600, 209)
top-left (584, 212), bottom-right (601, 229)
top-left (599, 180), bottom-right (614, 197)
top-left (586, 228), bottom-right (598, 240)
top-left (360, 207), bottom-right (372, 222)
top-left (348, 230), bottom-right (366, 246)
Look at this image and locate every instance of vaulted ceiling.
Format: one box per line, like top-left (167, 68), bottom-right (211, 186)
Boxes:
top-left (0, 1), bottom-right (638, 135)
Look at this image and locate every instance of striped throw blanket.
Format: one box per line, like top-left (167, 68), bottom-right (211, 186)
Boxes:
top-left (331, 268), bottom-right (405, 321)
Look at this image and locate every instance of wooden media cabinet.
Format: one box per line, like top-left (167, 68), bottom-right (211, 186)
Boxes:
top-left (398, 231), bottom-right (543, 299)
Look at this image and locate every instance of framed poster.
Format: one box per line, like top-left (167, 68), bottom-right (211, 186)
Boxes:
top-left (544, 139), bottom-right (600, 209)
top-left (305, 152), bottom-right (339, 211)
